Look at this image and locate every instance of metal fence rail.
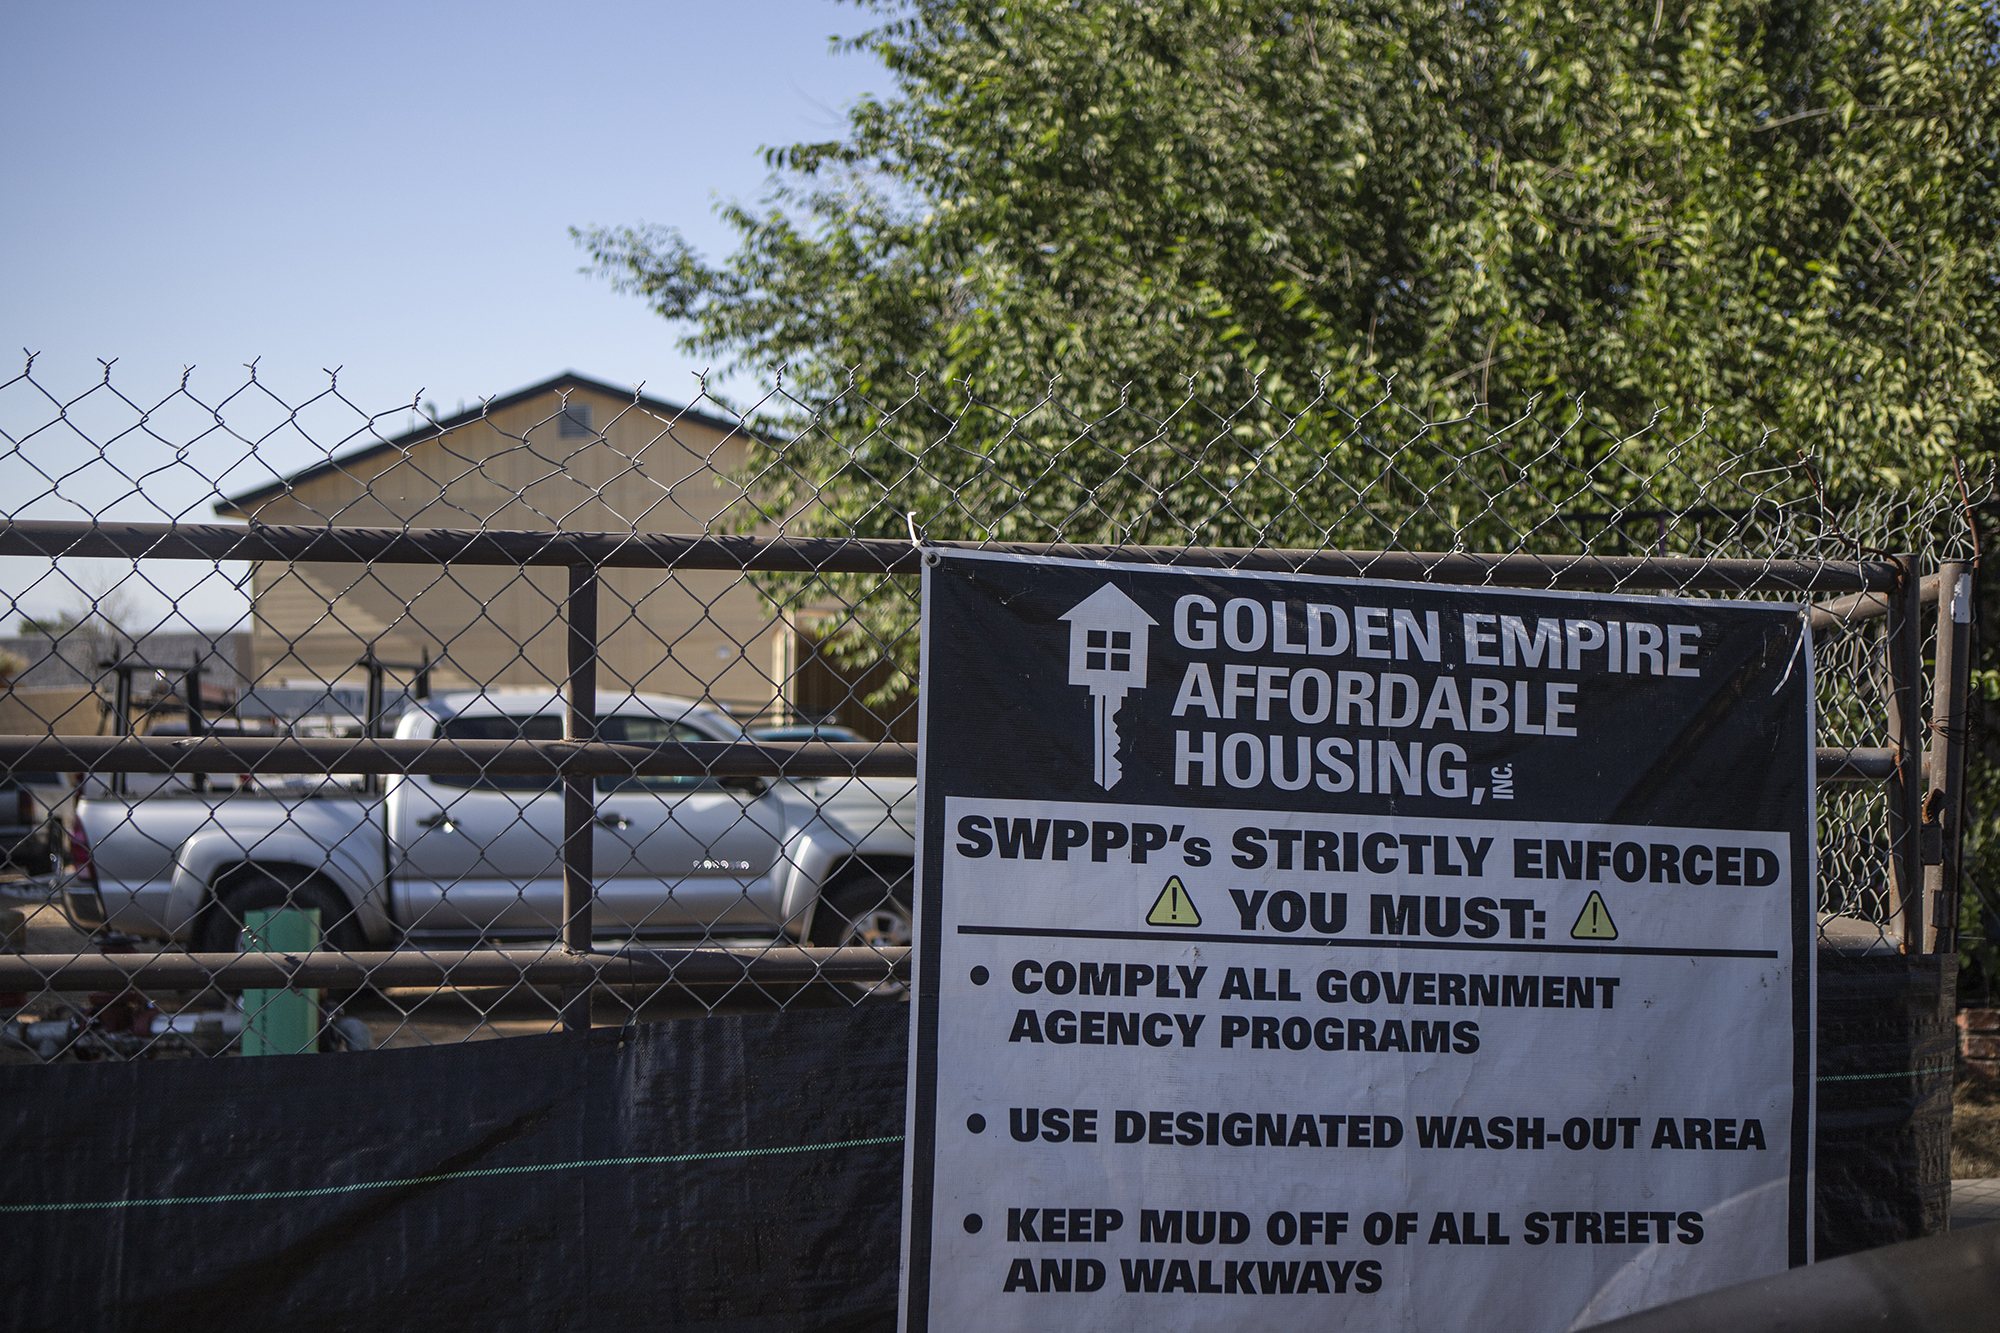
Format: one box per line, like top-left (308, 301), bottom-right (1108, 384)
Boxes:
top-left (0, 519), bottom-right (1903, 590)
top-left (0, 732), bottom-right (1903, 785)
top-left (0, 735), bottom-right (914, 778)
top-left (0, 356), bottom-right (1981, 1057)
top-left (0, 946), bottom-right (910, 991)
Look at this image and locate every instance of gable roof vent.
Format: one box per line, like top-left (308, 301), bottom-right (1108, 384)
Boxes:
top-left (558, 401), bottom-right (594, 437)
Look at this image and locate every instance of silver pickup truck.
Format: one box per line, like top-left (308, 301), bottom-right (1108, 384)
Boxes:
top-left (65, 690), bottom-right (915, 955)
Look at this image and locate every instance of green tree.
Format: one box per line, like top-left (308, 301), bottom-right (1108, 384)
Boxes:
top-left (583, 0), bottom-right (1997, 493)
top-left (581, 0), bottom-right (1996, 680)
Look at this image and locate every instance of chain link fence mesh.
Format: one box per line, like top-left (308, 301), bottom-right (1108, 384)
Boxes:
top-left (0, 355), bottom-right (1983, 1060)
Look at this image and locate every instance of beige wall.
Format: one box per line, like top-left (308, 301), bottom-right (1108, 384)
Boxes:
top-left (222, 386), bottom-right (789, 717)
top-left (0, 688), bottom-right (104, 736)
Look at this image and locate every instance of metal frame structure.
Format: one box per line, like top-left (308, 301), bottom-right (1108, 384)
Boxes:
top-left (96, 654), bottom-right (220, 795)
top-left (0, 520), bottom-right (1971, 1028)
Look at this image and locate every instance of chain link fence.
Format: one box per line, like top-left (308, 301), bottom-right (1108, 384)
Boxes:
top-left (0, 355), bottom-right (1982, 1061)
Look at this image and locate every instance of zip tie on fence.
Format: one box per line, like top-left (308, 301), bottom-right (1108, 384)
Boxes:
top-left (0, 1132), bottom-right (906, 1215)
top-left (1815, 1065), bottom-right (1955, 1084)
top-left (1772, 618), bottom-right (1807, 695)
top-left (907, 510), bottom-right (941, 566)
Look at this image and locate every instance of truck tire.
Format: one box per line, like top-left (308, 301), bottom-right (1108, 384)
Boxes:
top-left (809, 861), bottom-right (913, 999)
top-left (196, 866), bottom-right (369, 955)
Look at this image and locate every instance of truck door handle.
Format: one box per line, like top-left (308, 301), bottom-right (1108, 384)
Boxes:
top-left (416, 813), bottom-right (458, 833)
top-left (595, 813), bottom-right (631, 831)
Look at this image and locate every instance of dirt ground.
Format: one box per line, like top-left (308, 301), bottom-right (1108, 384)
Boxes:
top-left (1955, 1075), bottom-right (2000, 1178)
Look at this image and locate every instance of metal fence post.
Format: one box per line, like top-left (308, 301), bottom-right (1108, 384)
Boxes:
top-left (1926, 561), bottom-right (1974, 953)
top-left (1886, 553), bottom-right (1928, 953)
top-left (561, 562), bottom-right (599, 1031)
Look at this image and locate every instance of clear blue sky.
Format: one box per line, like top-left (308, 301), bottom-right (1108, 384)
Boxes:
top-left (1, 0), bottom-right (888, 630)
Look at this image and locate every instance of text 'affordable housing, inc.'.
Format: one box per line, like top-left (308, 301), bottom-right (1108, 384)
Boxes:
top-left (900, 553), bottom-right (1815, 1332)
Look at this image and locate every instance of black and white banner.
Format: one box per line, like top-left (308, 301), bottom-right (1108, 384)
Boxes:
top-left (901, 553), bottom-right (1815, 1331)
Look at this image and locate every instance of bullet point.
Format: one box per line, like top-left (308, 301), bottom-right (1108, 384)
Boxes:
top-left (964, 1214), bottom-right (983, 1234)
top-left (970, 965), bottom-right (989, 985)
top-left (966, 1113), bottom-right (986, 1134)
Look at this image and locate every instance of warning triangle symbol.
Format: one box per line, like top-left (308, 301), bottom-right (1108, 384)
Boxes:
top-left (1147, 876), bottom-right (1201, 928)
top-left (1571, 891), bottom-right (1618, 940)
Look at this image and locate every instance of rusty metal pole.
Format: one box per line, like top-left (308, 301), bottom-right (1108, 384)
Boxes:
top-left (111, 662), bottom-right (132, 796)
top-left (185, 662), bottom-right (206, 794)
top-left (363, 655), bottom-right (385, 798)
top-left (560, 563), bottom-right (598, 1032)
top-left (1925, 562), bottom-right (1973, 953)
top-left (184, 663), bottom-right (204, 737)
top-left (1885, 554), bottom-right (1927, 953)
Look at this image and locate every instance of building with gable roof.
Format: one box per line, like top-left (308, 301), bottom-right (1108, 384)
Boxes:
top-left (214, 372), bottom-right (805, 724)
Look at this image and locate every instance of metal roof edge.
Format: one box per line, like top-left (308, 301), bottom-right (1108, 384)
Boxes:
top-left (213, 370), bottom-right (767, 515)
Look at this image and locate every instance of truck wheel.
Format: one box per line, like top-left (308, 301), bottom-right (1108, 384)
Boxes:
top-left (810, 863), bottom-right (912, 999)
top-left (197, 867), bottom-right (368, 955)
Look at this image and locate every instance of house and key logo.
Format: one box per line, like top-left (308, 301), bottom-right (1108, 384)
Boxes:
top-left (1060, 583), bottom-right (1156, 790)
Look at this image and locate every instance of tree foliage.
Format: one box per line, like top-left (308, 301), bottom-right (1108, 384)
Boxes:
top-left (583, 0), bottom-right (1998, 491)
top-left (580, 0), bottom-right (1996, 680)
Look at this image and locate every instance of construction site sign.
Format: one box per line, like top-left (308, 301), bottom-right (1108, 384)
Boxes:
top-left (900, 553), bottom-right (1814, 1332)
